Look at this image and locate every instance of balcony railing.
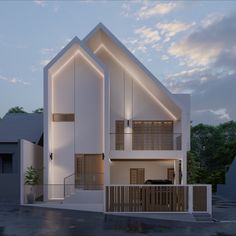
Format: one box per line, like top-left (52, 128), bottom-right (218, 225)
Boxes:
top-left (110, 133), bottom-right (182, 151)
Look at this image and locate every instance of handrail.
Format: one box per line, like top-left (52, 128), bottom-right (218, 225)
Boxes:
top-left (110, 132), bottom-right (182, 134)
top-left (64, 173), bottom-right (75, 197)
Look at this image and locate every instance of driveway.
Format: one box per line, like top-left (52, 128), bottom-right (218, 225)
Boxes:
top-left (0, 196), bottom-right (236, 236)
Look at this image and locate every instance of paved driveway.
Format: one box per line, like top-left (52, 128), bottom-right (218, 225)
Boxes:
top-left (0, 198), bottom-right (236, 236)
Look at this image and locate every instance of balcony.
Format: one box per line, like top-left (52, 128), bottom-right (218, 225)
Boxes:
top-left (110, 133), bottom-right (182, 151)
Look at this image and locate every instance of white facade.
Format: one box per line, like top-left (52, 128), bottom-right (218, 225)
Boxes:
top-left (43, 24), bottom-right (191, 211)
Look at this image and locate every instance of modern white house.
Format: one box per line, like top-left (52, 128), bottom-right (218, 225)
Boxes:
top-left (42, 23), bottom-right (211, 214)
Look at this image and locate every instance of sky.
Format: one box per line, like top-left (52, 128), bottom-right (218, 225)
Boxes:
top-left (0, 0), bottom-right (235, 125)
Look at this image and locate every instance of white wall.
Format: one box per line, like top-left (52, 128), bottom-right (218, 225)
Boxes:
top-left (20, 139), bottom-right (43, 204)
top-left (52, 123), bottom-right (74, 184)
top-left (96, 48), bottom-right (173, 134)
top-left (48, 50), bottom-right (104, 199)
top-left (53, 58), bottom-right (75, 113)
top-left (75, 54), bottom-right (103, 153)
top-left (110, 160), bottom-right (174, 184)
top-left (51, 55), bottom-right (75, 191)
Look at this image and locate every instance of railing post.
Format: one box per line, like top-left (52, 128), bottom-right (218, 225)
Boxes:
top-left (188, 185), bottom-right (193, 213)
top-left (207, 185), bottom-right (212, 215)
top-left (64, 177), bottom-right (66, 198)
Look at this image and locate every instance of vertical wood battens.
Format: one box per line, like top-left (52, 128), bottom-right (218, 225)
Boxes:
top-left (106, 185), bottom-right (209, 213)
top-left (193, 186), bottom-right (207, 212)
top-left (52, 113), bottom-right (75, 122)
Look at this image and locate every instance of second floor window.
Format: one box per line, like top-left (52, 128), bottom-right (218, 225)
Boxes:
top-left (115, 120), bottom-right (124, 150)
top-left (132, 121), bottom-right (173, 150)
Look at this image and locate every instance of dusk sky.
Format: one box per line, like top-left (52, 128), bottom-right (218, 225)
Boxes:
top-left (0, 0), bottom-right (235, 125)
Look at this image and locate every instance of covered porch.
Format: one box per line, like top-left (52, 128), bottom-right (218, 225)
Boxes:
top-left (110, 159), bottom-right (183, 185)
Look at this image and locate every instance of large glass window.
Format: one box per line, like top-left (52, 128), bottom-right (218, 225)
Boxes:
top-left (0, 154), bottom-right (13, 174)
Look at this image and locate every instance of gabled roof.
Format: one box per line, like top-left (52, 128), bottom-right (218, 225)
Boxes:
top-left (44, 36), bottom-right (105, 78)
top-left (83, 23), bottom-right (182, 120)
top-left (0, 113), bottom-right (43, 143)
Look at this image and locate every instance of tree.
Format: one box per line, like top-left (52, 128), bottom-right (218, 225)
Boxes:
top-left (33, 108), bottom-right (43, 113)
top-left (188, 121), bottom-right (236, 191)
top-left (8, 106), bottom-right (26, 113)
top-left (187, 151), bottom-right (201, 184)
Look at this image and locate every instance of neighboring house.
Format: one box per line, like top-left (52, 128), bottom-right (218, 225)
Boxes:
top-left (43, 23), bottom-right (211, 213)
top-left (0, 113), bottom-right (43, 203)
top-left (217, 157), bottom-right (236, 200)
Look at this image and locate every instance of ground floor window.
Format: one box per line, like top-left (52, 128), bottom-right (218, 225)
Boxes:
top-left (75, 154), bottom-right (104, 190)
top-left (130, 168), bottom-right (145, 184)
top-left (0, 154), bottom-right (13, 174)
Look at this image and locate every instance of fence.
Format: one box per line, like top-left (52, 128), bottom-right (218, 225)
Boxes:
top-left (106, 185), bottom-right (211, 214)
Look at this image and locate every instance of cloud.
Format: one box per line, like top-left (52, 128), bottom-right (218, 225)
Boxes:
top-left (40, 59), bottom-right (50, 66)
top-left (30, 65), bottom-right (38, 73)
top-left (135, 26), bottom-right (161, 44)
top-left (53, 4), bottom-right (60, 13)
top-left (195, 108), bottom-right (230, 121)
top-left (157, 21), bottom-right (195, 38)
top-left (40, 48), bottom-right (54, 55)
top-left (124, 26), bottom-right (161, 54)
top-left (164, 67), bottom-right (236, 125)
top-left (0, 75), bottom-right (30, 85)
top-left (193, 108), bottom-right (231, 125)
top-left (33, 0), bottom-right (46, 7)
top-left (201, 13), bottom-right (224, 28)
top-left (121, 2), bottom-right (131, 17)
top-left (168, 12), bottom-right (236, 66)
top-left (161, 55), bottom-right (169, 61)
top-left (137, 2), bottom-right (176, 19)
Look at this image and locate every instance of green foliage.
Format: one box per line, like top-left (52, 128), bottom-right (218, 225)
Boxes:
top-left (188, 121), bottom-right (236, 191)
top-left (33, 108), bottom-right (43, 113)
top-left (8, 106), bottom-right (26, 113)
top-left (25, 166), bottom-right (42, 185)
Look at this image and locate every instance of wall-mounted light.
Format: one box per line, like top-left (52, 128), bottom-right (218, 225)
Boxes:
top-left (49, 153), bottom-right (53, 160)
top-left (102, 153), bottom-right (105, 160)
top-left (127, 119), bottom-right (130, 127)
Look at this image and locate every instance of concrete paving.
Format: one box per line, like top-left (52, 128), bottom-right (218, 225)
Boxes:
top-left (0, 195), bottom-right (236, 236)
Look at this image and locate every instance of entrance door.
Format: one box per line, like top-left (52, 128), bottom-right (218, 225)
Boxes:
top-left (75, 154), bottom-right (104, 190)
top-left (167, 168), bottom-right (175, 184)
top-left (130, 168), bottom-right (145, 184)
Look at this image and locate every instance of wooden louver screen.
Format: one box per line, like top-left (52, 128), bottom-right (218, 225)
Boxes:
top-left (115, 120), bottom-right (124, 150)
top-left (52, 113), bottom-right (74, 122)
top-left (132, 121), bottom-right (173, 150)
top-left (75, 154), bottom-right (104, 190)
top-left (130, 168), bottom-right (145, 184)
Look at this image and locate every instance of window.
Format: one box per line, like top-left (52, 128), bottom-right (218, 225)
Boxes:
top-left (130, 168), bottom-right (145, 184)
top-left (52, 113), bottom-right (74, 122)
top-left (132, 121), bottom-right (173, 150)
top-left (75, 154), bottom-right (104, 190)
top-left (0, 154), bottom-right (13, 174)
top-left (115, 120), bottom-right (124, 150)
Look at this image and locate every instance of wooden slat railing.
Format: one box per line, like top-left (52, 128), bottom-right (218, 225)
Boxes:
top-left (106, 185), bottom-right (189, 212)
top-left (193, 186), bottom-right (207, 212)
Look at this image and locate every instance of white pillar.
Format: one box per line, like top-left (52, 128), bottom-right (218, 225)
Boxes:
top-left (174, 159), bottom-right (179, 185)
top-left (182, 154), bottom-right (187, 185)
top-left (207, 185), bottom-right (212, 215)
top-left (124, 71), bottom-right (133, 152)
top-left (188, 185), bottom-right (193, 213)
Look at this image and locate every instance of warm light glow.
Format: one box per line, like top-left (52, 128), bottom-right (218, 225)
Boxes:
top-left (94, 44), bottom-right (178, 121)
top-left (51, 48), bottom-right (104, 78)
